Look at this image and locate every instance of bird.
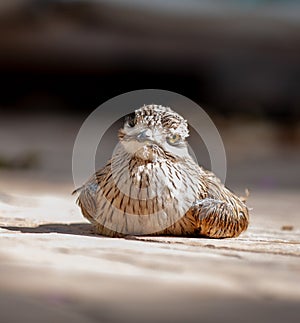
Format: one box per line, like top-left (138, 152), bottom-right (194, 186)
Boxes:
top-left (73, 104), bottom-right (249, 238)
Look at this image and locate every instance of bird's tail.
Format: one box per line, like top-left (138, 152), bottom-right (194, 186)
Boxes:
top-left (72, 186), bottom-right (83, 196)
top-left (240, 188), bottom-right (250, 203)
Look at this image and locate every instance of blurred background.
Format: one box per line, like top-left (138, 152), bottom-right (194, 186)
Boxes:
top-left (0, 0), bottom-right (299, 193)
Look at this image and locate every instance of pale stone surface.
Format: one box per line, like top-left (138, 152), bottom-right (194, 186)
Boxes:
top-left (0, 190), bottom-right (299, 323)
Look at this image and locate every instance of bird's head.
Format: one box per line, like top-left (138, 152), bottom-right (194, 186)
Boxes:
top-left (119, 105), bottom-right (190, 161)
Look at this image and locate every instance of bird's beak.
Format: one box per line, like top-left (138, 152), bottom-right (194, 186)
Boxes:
top-left (136, 129), bottom-right (154, 143)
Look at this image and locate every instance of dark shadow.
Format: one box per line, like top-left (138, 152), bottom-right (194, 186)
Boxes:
top-left (1, 223), bottom-right (96, 237)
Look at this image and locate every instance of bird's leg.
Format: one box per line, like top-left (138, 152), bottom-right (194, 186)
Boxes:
top-left (192, 198), bottom-right (249, 238)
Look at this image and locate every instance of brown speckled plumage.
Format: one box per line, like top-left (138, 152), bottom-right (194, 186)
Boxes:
top-left (73, 105), bottom-right (249, 238)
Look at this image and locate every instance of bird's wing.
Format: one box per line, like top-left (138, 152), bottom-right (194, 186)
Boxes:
top-left (191, 197), bottom-right (249, 238)
top-left (185, 165), bottom-right (249, 238)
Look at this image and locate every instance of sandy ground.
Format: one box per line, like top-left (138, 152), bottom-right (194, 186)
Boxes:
top-left (0, 114), bottom-right (299, 322)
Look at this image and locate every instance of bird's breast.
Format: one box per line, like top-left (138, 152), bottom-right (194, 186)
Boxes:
top-left (92, 159), bottom-right (199, 235)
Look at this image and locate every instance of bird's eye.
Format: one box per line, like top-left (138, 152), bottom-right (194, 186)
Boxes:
top-left (126, 113), bottom-right (137, 128)
top-left (167, 134), bottom-right (181, 145)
